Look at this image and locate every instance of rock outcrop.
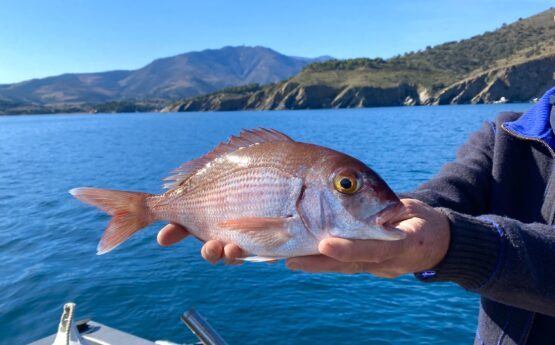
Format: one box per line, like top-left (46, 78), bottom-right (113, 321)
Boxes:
top-left (435, 54), bottom-right (555, 105)
top-left (163, 82), bottom-right (424, 112)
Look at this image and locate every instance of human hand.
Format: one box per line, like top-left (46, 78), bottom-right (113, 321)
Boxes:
top-left (157, 223), bottom-right (246, 264)
top-left (285, 199), bottom-right (450, 278)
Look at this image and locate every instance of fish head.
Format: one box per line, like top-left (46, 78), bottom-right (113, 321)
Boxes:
top-left (303, 150), bottom-right (405, 241)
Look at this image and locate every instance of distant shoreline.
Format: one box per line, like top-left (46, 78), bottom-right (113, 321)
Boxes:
top-left (0, 101), bottom-right (537, 117)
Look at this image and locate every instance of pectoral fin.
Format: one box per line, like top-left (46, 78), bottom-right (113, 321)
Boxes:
top-left (218, 217), bottom-right (292, 248)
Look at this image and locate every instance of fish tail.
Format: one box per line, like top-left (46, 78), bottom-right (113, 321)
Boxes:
top-left (69, 187), bottom-right (155, 255)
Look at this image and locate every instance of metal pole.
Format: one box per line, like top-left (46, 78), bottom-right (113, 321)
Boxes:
top-left (181, 309), bottom-right (229, 345)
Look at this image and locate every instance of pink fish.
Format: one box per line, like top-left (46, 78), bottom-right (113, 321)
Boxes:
top-left (70, 128), bottom-right (404, 261)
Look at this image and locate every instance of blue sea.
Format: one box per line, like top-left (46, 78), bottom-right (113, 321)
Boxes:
top-left (0, 104), bottom-right (532, 345)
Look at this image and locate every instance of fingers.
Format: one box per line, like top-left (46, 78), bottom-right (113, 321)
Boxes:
top-left (157, 224), bottom-right (246, 265)
top-left (157, 223), bottom-right (189, 246)
top-left (201, 241), bottom-right (247, 265)
top-left (223, 243), bottom-right (247, 265)
top-left (318, 237), bottom-right (402, 263)
top-left (201, 240), bottom-right (224, 264)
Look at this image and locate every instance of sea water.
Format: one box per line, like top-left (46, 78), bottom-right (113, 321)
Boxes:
top-left (0, 103), bottom-right (532, 344)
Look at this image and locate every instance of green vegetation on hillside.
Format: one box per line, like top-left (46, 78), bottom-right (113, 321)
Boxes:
top-left (296, 8), bottom-right (554, 88)
top-left (303, 58), bottom-right (387, 72)
top-left (390, 17), bottom-right (554, 75)
top-left (215, 83), bottom-right (264, 94)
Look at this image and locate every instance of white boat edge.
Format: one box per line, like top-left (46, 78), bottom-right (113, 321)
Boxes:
top-left (28, 320), bottom-right (158, 345)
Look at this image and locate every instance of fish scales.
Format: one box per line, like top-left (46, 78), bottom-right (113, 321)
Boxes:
top-left (168, 167), bottom-right (302, 242)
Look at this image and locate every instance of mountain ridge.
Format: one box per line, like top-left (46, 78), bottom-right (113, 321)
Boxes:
top-left (0, 46), bottom-right (330, 114)
top-left (165, 8), bottom-right (555, 112)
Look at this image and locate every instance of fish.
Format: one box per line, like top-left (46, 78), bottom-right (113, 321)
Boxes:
top-left (70, 128), bottom-right (405, 261)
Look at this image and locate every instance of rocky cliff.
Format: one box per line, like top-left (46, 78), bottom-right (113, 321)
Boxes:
top-left (163, 82), bottom-right (422, 112)
top-left (164, 53), bottom-right (555, 112)
top-left (435, 54), bottom-right (555, 105)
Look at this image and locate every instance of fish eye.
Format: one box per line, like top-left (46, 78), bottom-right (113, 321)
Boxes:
top-left (333, 173), bottom-right (360, 194)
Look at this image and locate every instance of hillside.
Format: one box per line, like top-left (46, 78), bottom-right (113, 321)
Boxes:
top-left (0, 46), bottom-right (330, 114)
top-left (166, 8), bottom-right (555, 112)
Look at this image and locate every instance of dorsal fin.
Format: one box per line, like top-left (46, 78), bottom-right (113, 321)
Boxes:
top-left (163, 128), bottom-right (294, 189)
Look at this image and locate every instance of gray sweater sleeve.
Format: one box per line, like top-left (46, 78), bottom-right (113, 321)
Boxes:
top-left (419, 209), bottom-right (555, 316)
top-left (402, 121), bottom-right (555, 316)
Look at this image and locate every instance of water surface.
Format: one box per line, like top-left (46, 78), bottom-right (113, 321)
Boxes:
top-left (0, 104), bottom-right (532, 344)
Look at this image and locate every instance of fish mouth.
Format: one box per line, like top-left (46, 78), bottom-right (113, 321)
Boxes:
top-left (367, 201), bottom-right (403, 226)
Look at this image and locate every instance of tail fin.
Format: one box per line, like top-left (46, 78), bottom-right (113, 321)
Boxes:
top-left (69, 187), bottom-right (154, 255)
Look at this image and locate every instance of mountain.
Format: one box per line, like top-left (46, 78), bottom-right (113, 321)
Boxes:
top-left (166, 8), bottom-right (555, 112)
top-left (0, 46), bottom-right (331, 114)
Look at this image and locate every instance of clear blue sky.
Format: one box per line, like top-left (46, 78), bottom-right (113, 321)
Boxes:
top-left (0, 0), bottom-right (552, 84)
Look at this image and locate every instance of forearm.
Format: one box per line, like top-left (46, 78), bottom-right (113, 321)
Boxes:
top-left (416, 208), bottom-right (555, 316)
